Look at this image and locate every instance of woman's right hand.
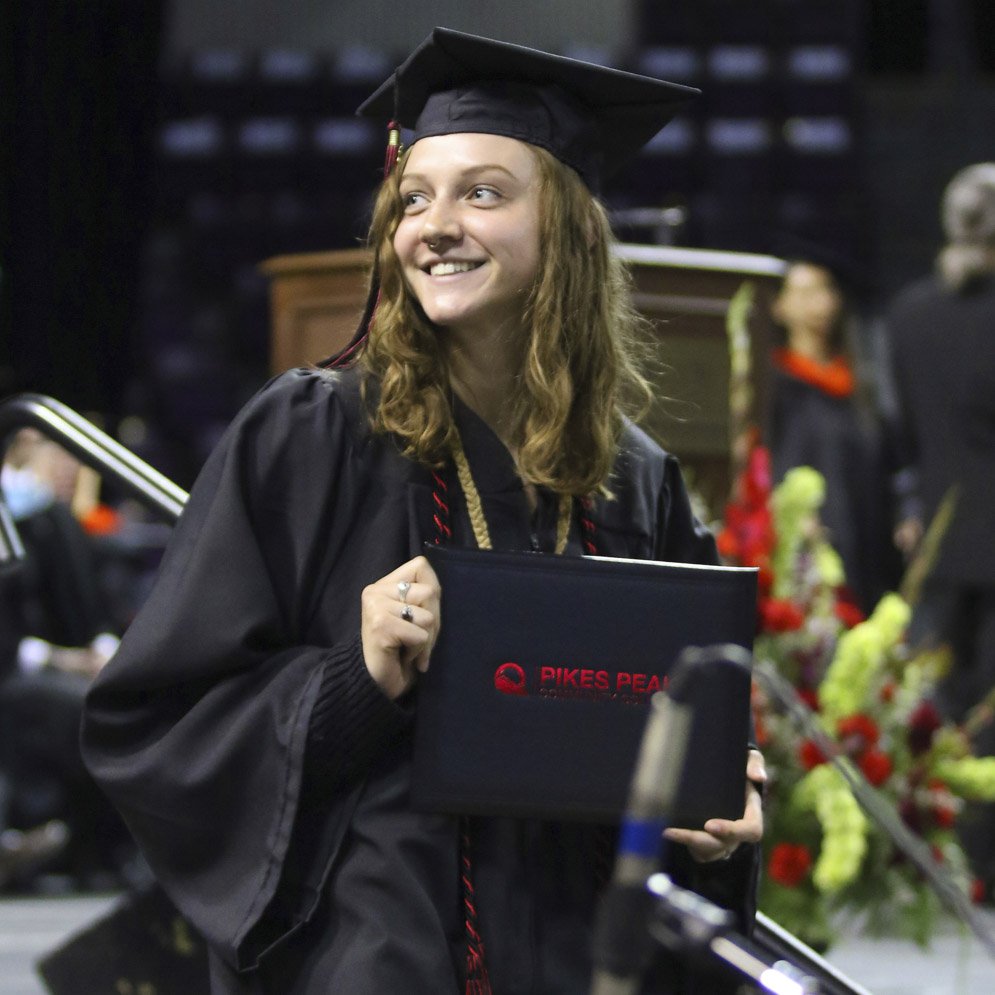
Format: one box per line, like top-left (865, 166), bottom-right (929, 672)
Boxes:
top-left (361, 555), bottom-right (441, 700)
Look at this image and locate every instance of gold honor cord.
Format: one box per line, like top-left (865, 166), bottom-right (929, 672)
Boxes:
top-left (449, 431), bottom-right (572, 555)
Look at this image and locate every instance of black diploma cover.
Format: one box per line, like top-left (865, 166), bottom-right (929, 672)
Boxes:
top-left (413, 546), bottom-right (757, 826)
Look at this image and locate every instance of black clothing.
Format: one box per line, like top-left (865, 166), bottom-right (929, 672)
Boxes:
top-left (0, 502), bottom-right (127, 875)
top-left (887, 274), bottom-right (995, 883)
top-left (767, 362), bottom-right (893, 612)
top-left (887, 275), bottom-right (995, 587)
top-left (1, 502), bottom-right (112, 672)
top-left (82, 367), bottom-right (755, 994)
top-left (0, 573), bottom-right (19, 681)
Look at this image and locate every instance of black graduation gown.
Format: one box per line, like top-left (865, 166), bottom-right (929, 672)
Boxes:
top-left (767, 362), bottom-right (893, 612)
top-left (887, 274), bottom-right (995, 588)
top-left (887, 275), bottom-right (995, 883)
top-left (81, 367), bottom-right (756, 994)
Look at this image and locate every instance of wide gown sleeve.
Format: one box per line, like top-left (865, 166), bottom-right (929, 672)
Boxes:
top-left (81, 369), bottom-right (408, 969)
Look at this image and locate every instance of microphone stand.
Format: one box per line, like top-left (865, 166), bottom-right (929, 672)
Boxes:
top-left (590, 645), bottom-right (821, 995)
top-left (590, 689), bottom-right (692, 994)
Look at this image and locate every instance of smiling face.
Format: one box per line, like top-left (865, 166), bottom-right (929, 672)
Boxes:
top-left (392, 132), bottom-right (542, 341)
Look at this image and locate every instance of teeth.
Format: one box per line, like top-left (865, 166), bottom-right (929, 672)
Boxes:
top-left (429, 261), bottom-right (481, 276)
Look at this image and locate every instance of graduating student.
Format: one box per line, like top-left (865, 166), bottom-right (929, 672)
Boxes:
top-left (82, 29), bottom-right (764, 994)
top-left (766, 251), bottom-right (895, 612)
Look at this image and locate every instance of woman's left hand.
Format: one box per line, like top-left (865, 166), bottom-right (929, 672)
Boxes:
top-left (663, 748), bottom-right (766, 863)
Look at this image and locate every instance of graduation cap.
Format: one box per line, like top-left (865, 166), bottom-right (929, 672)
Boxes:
top-left (772, 232), bottom-right (868, 301)
top-left (356, 27), bottom-right (699, 191)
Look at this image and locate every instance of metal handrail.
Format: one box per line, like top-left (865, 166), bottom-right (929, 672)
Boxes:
top-left (0, 393), bottom-right (187, 566)
top-left (753, 911), bottom-right (875, 995)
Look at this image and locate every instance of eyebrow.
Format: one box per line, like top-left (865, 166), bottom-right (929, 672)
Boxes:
top-left (399, 163), bottom-right (521, 185)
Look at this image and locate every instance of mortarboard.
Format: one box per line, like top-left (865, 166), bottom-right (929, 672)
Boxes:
top-left (771, 232), bottom-right (868, 300)
top-left (356, 27), bottom-right (699, 192)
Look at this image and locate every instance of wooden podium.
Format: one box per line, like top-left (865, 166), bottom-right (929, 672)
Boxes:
top-left (259, 248), bottom-right (375, 373)
top-left (260, 244), bottom-right (784, 518)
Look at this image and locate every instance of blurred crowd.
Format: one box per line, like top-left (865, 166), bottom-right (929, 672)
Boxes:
top-left (0, 429), bottom-right (164, 892)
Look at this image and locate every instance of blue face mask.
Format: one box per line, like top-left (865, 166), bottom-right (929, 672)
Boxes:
top-left (0, 466), bottom-right (54, 520)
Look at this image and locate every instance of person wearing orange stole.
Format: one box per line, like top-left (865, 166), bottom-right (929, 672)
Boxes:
top-left (768, 256), bottom-right (895, 613)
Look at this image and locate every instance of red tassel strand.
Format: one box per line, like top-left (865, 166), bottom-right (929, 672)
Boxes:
top-left (579, 497), bottom-right (597, 554)
top-left (430, 470), bottom-right (489, 993)
top-left (461, 817), bottom-right (492, 995)
top-left (431, 471), bottom-right (452, 544)
top-left (383, 121), bottom-right (402, 178)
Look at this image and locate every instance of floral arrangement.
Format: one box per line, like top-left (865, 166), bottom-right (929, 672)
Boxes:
top-left (717, 446), bottom-right (995, 950)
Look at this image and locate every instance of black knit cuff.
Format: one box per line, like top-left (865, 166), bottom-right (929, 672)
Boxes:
top-left (306, 631), bottom-right (412, 784)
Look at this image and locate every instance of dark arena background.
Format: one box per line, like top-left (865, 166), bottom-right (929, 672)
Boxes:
top-left (4, 0), bottom-right (995, 487)
top-left (4, 3), bottom-right (995, 993)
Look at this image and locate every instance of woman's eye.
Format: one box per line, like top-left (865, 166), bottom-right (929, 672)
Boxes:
top-left (401, 192), bottom-right (426, 210)
top-left (469, 187), bottom-right (500, 203)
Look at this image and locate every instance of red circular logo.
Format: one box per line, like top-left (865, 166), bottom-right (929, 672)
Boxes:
top-left (494, 662), bottom-right (527, 695)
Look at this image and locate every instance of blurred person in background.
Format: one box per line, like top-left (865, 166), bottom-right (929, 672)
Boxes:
top-left (886, 162), bottom-right (995, 897)
top-left (766, 250), bottom-right (897, 614)
top-left (0, 429), bottom-right (136, 889)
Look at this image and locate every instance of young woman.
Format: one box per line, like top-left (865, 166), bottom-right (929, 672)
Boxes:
top-left (82, 29), bottom-right (763, 995)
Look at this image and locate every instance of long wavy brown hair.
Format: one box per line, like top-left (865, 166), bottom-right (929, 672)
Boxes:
top-left (360, 142), bottom-right (653, 496)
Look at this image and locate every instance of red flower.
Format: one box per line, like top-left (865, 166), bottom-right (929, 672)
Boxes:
top-left (716, 527), bottom-right (739, 561)
top-left (721, 440), bottom-right (775, 574)
top-left (796, 687), bottom-right (820, 712)
top-left (879, 682), bottom-right (897, 703)
top-left (724, 504), bottom-right (774, 567)
top-left (908, 701), bottom-right (943, 755)
top-left (743, 444), bottom-right (773, 506)
top-left (928, 779), bottom-right (957, 828)
top-left (933, 804), bottom-right (956, 829)
top-left (834, 598), bottom-right (865, 629)
top-left (759, 597), bottom-right (806, 633)
top-left (972, 878), bottom-right (988, 904)
top-left (800, 739), bottom-right (827, 770)
top-left (859, 748), bottom-right (893, 786)
top-left (837, 713), bottom-right (880, 746)
top-left (768, 842), bottom-right (813, 888)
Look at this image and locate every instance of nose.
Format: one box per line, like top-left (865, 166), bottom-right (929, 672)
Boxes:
top-left (420, 198), bottom-right (462, 250)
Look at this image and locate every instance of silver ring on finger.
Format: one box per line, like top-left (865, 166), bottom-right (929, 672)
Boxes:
top-left (398, 580), bottom-right (411, 603)
top-left (400, 604), bottom-right (415, 623)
